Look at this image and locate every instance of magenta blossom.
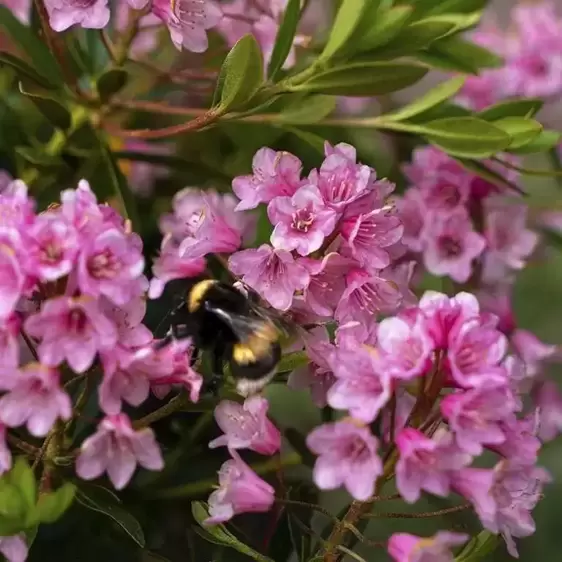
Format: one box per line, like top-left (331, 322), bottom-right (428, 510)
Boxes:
top-left (232, 148), bottom-right (303, 210)
top-left (0, 425), bottom-right (12, 475)
top-left (44, 0), bottom-right (110, 31)
top-left (306, 419), bottom-right (382, 500)
top-left (0, 313), bottom-right (19, 369)
top-left (395, 428), bottom-right (471, 503)
top-left (396, 189), bottom-right (426, 252)
top-left (151, 0), bottom-right (222, 52)
top-left (0, 180), bottom-right (35, 229)
top-left (25, 296), bottom-right (118, 373)
top-left (492, 416), bottom-right (541, 466)
top-left (209, 396), bottom-right (281, 455)
top-left (229, 245), bottom-right (309, 311)
top-left (0, 234), bottom-right (24, 319)
top-left (206, 449), bottom-right (275, 524)
top-left (441, 381), bottom-right (518, 455)
top-left (0, 364), bottom-right (71, 437)
top-left (423, 208), bottom-right (486, 283)
top-left (76, 413), bottom-right (163, 490)
top-left (534, 380), bottom-right (562, 442)
top-left (388, 531), bottom-right (468, 562)
top-left (288, 326), bottom-right (336, 407)
top-left (0, 535), bottom-right (28, 562)
top-left (268, 184), bottom-right (337, 256)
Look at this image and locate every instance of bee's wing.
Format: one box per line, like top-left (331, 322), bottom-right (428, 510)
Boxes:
top-left (204, 301), bottom-right (263, 341)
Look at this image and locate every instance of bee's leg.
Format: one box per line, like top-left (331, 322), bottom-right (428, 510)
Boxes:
top-left (204, 343), bottom-right (226, 396)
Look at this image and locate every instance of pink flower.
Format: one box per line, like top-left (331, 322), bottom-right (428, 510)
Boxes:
top-left (0, 313), bottom-right (19, 369)
top-left (0, 535), bottom-right (28, 562)
top-left (328, 344), bottom-right (390, 423)
top-left (60, 180), bottom-right (104, 234)
top-left (423, 208), bottom-right (486, 283)
top-left (441, 381), bottom-right (517, 455)
top-left (0, 0), bottom-right (31, 23)
top-left (116, 7), bottom-right (161, 58)
top-left (491, 460), bottom-right (551, 558)
top-left (209, 396), bottom-right (281, 455)
top-left (232, 148), bottom-right (303, 211)
top-left (492, 416), bottom-right (541, 466)
top-left (335, 268), bottom-right (404, 323)
top-left (98, 367), bottom-right (151, 416)
top-left (151, 0), bottom-right (222, 52)
top-left (418, 290), bottom-right (480, 349)
top-left (268, 185), bottom-right (337, 256)
top-left (148, 235), bottom-right (207, 299)
top-left (288, 326), bottom-right (335, 407)
top-left (76, 413), bottom-right (164, 490)
top-left (395, 429), bottom-right (471, 503)
top-left (0, 425), bottom-right (12, 475)
top-left (450, 468), bottom-right (498, 532)
top-left (76, 227), bottom-right (146, 306)
top-left (44, 0), bottom-right (110, 31)
top-left (340, 206), bottom-right (403, 270)
top-left (229, 245), bottom-right (309, 311)
top-left (0, 180), bottom-right (35, 229)
top-left (534, 380), bottom-right (562, 442)
top-left (388, 531), bottom-right (468, 562)
top-left (300, 252), bottom-right (352, 317)
top-left (206, 449), bottom-right (275, 524)
top-left (310, 143), bottom-right (379, 211)
top-left (306, 420), bottom-right (382, 501)
top-left (511, 330), bottom-right (556, 377)
top-left (376, 314), bottom-right (433, 380)
top-left (482, 199), bottom-right (538, 283)
top-left (0, 234), bottom-right (24, 319)
top-left (395, 189), bottom-right (426, 252)
top-left (25, 296), bottom-right (118, 373)
top-left (24, 213), bottom-right (78, 282)
top-left (447, 317), bottom-right (507, 388)
top-left (0, 364), bottom-right (71, 437)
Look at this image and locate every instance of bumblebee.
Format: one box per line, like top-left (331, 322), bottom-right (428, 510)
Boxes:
top-left (157, 278), bottom-right (289, 396)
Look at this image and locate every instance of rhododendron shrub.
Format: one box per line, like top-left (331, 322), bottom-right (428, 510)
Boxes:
top-left (0, 1), bottom-right (561, 562)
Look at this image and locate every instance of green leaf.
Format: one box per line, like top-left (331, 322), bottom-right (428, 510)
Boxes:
top-left (406, 0), bottom-right (487, 16)
top-left (76, 484), bottom-right (146, 547)
top-left (192, 502), bottom-right (275, 562)
top-left (492, 117), bottom-right (542, 149)
top-left (215, 34), bottom-right (264, 111)
top-left (95, 141), bottom-right (140, 231)
top-left (35, 483), bottom-right (76, 524)
top-left (356, 6), bottom-right (413, 52)
top-left (278, 95), bottom-right (336, 124)
top-left (18, 83), bottom-right (72, 130)
top-left (419, 117), bottom-right (511, 158)
top-left (478, 98), bottom-right (544, 121)
top-left (277, 350), bottom-right (309, 373)
top-left (366, 19), bottom-right (456, 59)
top-left (15, 146), bottom-right (65, 170)
top-left (417, 11), bottom-right (482, 32)
top-left (5, 458), bottom-right (36, 511)
top-left (267, 0), bottom-right (301, 80)
top-left (97, 69), bottom-right (129, 103)
top-left (456, 158), bottom-right (525, 196)
top-left (294, 61), bottom-right (428, 96)
top-left (425, 36), bottom-right (504, 74)
top-left (510, 129), bottom-right (562, 154)
top-left (320, 0), bottom-right (370, 60)
top-left (284, 127), bottom-right (325, 153)
top-left (0, 7), bottom-right (63, 86)
top-left (408, 102), bottom-right (471, 123)
top-left (384, 76), bottom-right (466, 122)
top-left (455, 530), bottom-right (497, 561)
top-left (0, 51), bottom-right (55, 89)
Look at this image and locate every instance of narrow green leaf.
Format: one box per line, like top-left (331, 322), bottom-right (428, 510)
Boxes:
top-left (294, 61), bottom-right (428, 96)
top-left (426, 36), bottom-right (504, 74)
top-left (277, 350), bottom-right (309, 373)
top-left (456, 158), bottom-right (525, 196)
top-left (455, 530), bottom-right (497, 561)
top-left (267, 0), bottom-right (301, 79)
top-left (420, 117), bottom-right (511, 158)
top-left (215, 34), bottom-right (264, 111)
top-left (35, 483), bottom-right (76, 524)
top-left (406, 0), bottom-right (487, 16)
top-left (19, 83), bottom-right (72, 130)
top-left (408, 102), bottom-right (472, 123)
top-left (384, 76), bottom-right (466, 121)
top-left (96, 141), bottom-right (140, 231)
top-left (0, 51), bottom-right (55, 89)
top-left (492, 117), bottom-right (542, 149)
top-left (510, 129), bottom-right (562, 154)
top-left (356, 6), bottom-right (413, 52)
top-left (278, 95), bottom-right (336, 124)
top-left (283, 127), bottom-right (325, 153)
top-left (76, 484), bottom-right (145, 547)
top-left (15, 147), bottom-right (65, 170)
top-left (0, 7), bottom-right (63, 86)
top-left (418, 11), bottom-right (482, 32)
top-left (320, 0), bottom-right (370, 60)
top-left (97, 69), bottom-right (129, 103)
top-left (478, 98), bottom-right (544, 121)
top-left (192, 502), bottom-right (275, 562)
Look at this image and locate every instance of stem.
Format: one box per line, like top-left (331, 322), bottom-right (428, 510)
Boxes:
top-left (492, 156), bottom-right (562, 178)
top-left (6, 434), bottom-right (38, 456)
top-left (99, 30), bottom-right (117, 63)
top-left (132, 391), bottom-right (190, 429)
top-left (362, 504), bottom-right (471, 519)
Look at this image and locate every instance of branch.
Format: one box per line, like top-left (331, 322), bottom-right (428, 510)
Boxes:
top-left (132, 391), bottom-right (190, 429)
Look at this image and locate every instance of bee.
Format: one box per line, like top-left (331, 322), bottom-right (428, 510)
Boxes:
top-left (156, 278), bottom-right (291, 397)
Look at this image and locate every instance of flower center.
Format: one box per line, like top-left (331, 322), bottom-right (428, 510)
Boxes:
top-left (438, 236), bottom-right (463, 258)
top-left (89, 250), bottom-right (120, 279)
top-left (67, 309), bottom-right (87, 334)
top-left (292, 209), bottom-right (315, 232)
top-left (41, 240), bottom-right (63, 264)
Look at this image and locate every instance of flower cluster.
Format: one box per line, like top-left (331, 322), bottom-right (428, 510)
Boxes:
top-left (457, 1), bottom-right (562, 109)
top-left (397, 145), bottom-right (537, 285)
top-left (0, 179), bottom-right (204, 492)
